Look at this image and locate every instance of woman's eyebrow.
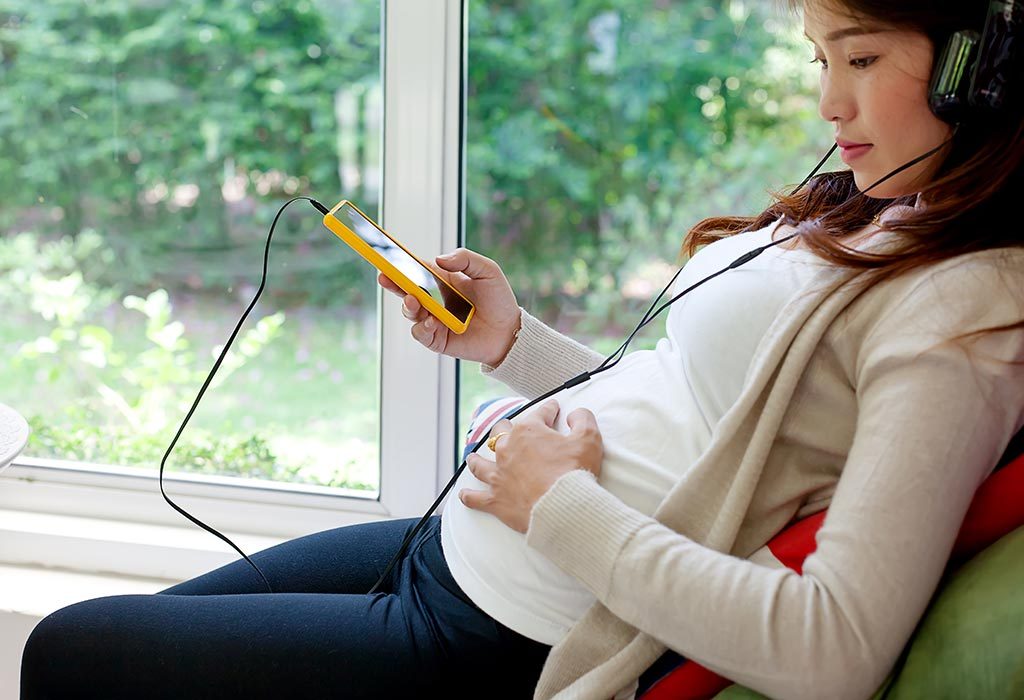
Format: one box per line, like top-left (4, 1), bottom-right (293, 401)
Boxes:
top-left (804, 26), bottom-right (884, 43)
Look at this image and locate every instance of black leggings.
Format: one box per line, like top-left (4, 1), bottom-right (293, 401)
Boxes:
top-left (20, 516), bottom-right (552, 699)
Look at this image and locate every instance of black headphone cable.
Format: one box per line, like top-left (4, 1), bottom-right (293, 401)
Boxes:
top-left (158, 195), bottom-right (323, 594)
top-left (365, 136), bottom-right (959, 594)
top-left (160, 135), bottom-right (954, 596)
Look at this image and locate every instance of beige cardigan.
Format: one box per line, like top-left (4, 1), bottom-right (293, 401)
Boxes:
top-left (483, 247), bottom-right (1024, 700)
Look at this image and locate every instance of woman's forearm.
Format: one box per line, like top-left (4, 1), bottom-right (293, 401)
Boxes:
top-left (482, 307), bottom-right (604, 399)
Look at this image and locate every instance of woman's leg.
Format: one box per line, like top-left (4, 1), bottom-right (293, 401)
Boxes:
top-left (21, 517), bottom-right (550, 699)
top-left (158, 515), bottom-right (425, 596)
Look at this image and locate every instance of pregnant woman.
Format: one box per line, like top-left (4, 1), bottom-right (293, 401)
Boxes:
top-left (21, 1), bottom-right (1024, 698)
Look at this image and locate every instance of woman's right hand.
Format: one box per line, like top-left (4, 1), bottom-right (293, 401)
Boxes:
top-left (377, 248), bottom-right (521, 367)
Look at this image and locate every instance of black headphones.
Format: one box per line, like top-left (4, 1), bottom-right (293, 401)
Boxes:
top-left (929, 0), bottom-right (1023, 122)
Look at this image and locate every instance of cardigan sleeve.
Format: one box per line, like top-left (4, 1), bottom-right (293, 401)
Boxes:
top-left (525, 257), bottom-right (1024, 700)
top-left (481, 307), bottom-right (604, 399)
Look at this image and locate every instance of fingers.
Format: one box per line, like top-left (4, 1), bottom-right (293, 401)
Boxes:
top-left (567, 408), bottom-right (603, 474)
top-left (536, 399), bottom-right (560, 426)
top-left (491, 418), bottom-right (513, 437)
top-left (488, 401), bottom-right (559, 443)
top-left (384, 280), bottom-right (442, 350)
top-left (400, 294), bottom-right (428, 323)
top-left (377, 272), bottom-right (403, 297)
top-left (378, 275), bottom-right (430, 323)
top-left (502, 400), bottom-right (559, 430)
top-left (435, 248), bottom-right (501, 280)
top-left (459, 488), bottom-right (494, 513)
top-left (566, 407), bottom-right (598, 437)
top-left (410, 314), bottom-right (446, 352)
top-left (395, 292), bottom-right (445, 351)
top-left (466, 453), bottom-right (497, 483)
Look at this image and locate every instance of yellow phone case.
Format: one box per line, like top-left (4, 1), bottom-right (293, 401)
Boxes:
top-left (322, 200), bottom-right (475, 335)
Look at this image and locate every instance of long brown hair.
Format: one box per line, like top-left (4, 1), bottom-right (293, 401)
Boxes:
top-left (683, 0), bottom-right (1024, 299)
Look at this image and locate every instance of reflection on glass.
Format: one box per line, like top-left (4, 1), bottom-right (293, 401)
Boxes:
top-left (336, 204), bottom-right (435, 291)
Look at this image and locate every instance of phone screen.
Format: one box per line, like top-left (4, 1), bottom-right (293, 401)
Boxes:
top-left (331, 203), bottom-right (474, 323)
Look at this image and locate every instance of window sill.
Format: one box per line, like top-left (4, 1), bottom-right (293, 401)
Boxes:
top-left (0, 459), bottom-right (392, 583)
top-left (0, 562), bottom-right (169, 619)
top-left (0, 506), bottom-right (285, 581)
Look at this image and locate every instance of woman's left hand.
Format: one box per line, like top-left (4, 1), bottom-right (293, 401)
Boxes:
top-left (460, 399), bottom-right (603, 533)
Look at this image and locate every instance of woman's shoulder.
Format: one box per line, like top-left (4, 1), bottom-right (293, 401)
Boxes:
top-left (821, 246), bottom-right (1024, 358)
top-left (851, 247), bottom-right (1024, 350)
top-left (883, 246), bottom-right (1024, 298)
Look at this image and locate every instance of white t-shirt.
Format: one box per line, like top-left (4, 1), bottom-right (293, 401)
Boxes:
top-left (441, 220), bottom-right (824, 644)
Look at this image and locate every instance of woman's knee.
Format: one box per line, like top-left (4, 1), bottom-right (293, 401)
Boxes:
top-left (21, 595), bottom-right (150, 696)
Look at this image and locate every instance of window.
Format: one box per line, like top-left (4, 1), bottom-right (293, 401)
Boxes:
top-left (0, 0), bottom-right (827, 580)
top-left (1, 0), bottom-right (384, 492)
top-left (0, 1), bottom-right (466, 579)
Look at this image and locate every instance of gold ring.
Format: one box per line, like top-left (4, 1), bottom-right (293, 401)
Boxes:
top-left (486, 431), bottom-right (510, 452)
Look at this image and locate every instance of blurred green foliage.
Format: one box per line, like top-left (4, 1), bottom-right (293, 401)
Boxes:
top-left (1, 0), bottom-right (824, 313)
top-left (1, 229), bottom-right (378, 488)
top-left (0, 0), bottom-right (828, 481)
top-left (0, 0), bottom-right (381, 304)
top-left (464, 0), bottom-right (825, 329)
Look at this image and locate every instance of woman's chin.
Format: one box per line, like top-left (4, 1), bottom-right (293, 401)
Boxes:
top-left (851, 157), bottom-right (941, 199)
top-left (852, 171), bottom-right (915, 200)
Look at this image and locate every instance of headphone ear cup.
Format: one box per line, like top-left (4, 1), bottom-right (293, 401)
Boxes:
top-left (969, 0), bottom-right (1024, 112)
top-left (929, 30), bottom-right (981, 123)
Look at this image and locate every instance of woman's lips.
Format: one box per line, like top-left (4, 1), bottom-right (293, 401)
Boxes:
top-left (838, 142), bottom-right (873, 163)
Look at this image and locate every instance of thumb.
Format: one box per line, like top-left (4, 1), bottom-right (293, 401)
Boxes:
top-left (436, 248), bottom-right (499, 280)
top-left (566, 408), bottom-right (598, 436)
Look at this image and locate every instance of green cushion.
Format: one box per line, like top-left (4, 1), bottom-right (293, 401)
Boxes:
top-left (714, 525), bottom-right (1024, 700)
top-left (882, 524), bottom-right (1024, 699)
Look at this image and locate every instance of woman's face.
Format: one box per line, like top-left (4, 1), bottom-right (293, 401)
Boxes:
top-left (804, 0), bottom-right (954, 198)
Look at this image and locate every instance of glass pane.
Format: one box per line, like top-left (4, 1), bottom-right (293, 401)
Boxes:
top-left (0, 0), bottom-right (384, 494)
top-left (459, 1), bottom-right (825, 442)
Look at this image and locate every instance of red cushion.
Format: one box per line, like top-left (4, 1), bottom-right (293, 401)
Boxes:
top-left (951, 456), bottom-right (1024, 562)
top-left (639, 451), bottom-right (1024, 700)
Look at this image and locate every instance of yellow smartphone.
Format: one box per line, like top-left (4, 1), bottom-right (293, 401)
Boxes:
top-left (322, 200), bottom-right (475, 334)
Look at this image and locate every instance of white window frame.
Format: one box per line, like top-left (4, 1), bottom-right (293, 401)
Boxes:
top-left (0, 0), bottom-right (467, 583)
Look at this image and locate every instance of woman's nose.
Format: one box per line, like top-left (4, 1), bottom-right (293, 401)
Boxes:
top-left (818, 75), bottom-right (856, 123)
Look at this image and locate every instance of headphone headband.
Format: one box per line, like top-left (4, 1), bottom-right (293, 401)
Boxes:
top-left (971, 0), bottom-right (1023, 111)
top-left (929, 0), bottom-right (1023, 123)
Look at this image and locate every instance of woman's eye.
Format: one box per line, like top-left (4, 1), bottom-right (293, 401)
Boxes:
top-left (810, 56), bottom-right (828, 69)
top-left (850, 56), bottom-right (878, 69)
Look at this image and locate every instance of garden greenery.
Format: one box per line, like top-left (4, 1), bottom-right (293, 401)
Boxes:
top-left (0, 0), bottom-right (823, 488)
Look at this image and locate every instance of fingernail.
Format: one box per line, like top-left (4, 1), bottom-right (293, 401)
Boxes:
top-left (425, 317), bottom-right (435, 330)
